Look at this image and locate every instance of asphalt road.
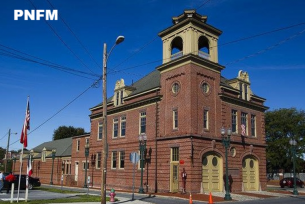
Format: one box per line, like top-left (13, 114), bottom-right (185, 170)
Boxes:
top-left (1, 185), bottom-right (305, 204)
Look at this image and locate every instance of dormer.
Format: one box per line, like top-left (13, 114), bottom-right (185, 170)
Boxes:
top-left (228, 70), bottom-right (253, 101)
top-left (112, 79), bottom-right (135, 107)
top-left (158, 10), bottom-right (222, 64)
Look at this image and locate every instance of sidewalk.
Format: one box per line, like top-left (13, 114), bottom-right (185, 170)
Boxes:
top-left (52, 196), bottom-right (154, 204)
top-left (42, 184), bottom-right (305, 204)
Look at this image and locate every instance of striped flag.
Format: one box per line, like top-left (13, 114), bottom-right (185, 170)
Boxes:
top-left (20, 97), bottom-right (30, 148)
top-left (241, 124), bottom-right (246, 136)
top-left (27, 155), bottom-right (32, 177)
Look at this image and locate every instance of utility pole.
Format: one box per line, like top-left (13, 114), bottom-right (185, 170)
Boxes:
top-left (101, 43), bottom-right (108, 204)
top-left (5, 129), bottom-right (17, 172)
top-left (4, 129), bottom-right (11, 172)
top-left (100, 36), bottom-right (124, 204)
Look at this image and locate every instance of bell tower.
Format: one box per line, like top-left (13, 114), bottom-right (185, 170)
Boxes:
top-left (157, 10), bottom-right (225, 138)
top-left (158, 10), bottom-right (222, 64)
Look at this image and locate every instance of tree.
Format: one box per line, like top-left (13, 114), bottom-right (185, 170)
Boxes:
top-left (266, 108), bottom-right (305, 173)
top-left (53, 126), bottom-right (85, 140)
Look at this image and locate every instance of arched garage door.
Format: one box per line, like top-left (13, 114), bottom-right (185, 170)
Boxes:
top-left (242, 156), bottom-right (259, 191)
top-left (202, 153), bottom-right (223, 192)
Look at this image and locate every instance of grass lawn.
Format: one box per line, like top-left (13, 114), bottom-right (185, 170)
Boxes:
top-left (0, 187), bottom-right (113, 203)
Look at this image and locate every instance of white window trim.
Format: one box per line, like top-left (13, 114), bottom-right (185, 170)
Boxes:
top-left (120, 116), bottom-right (126, 137)
top-left (203, 109), bottom-right (209, 130)
top-left (173, 109), bottom-right (178, 130)
top-left (113, 118), bottom-right (119, 138)
top-left (96, 152), bottom-right (101, 169)
top-left (76, 140), bottom-right (80, 152)
top-left (139, 111), bottom-right (146, 134)
top-left (119, 151), bottom-right (125, 169)
top-left (82, 161), bottom-right (90, 170)
top-left (98, 122), bottom-right (103, 141)
top-left (111, 151), bottom-right (117, 169)
top-left (251, 114), bottom-right (256, 137)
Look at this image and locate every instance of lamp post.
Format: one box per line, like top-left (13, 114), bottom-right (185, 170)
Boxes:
top-left (50, 149), bottom-right (56, 185)
top-left (84, 144), bottom-right (90, 188)
top-left (138, 133), bottom-right (147, 193)
top-left (61, 161), bottom-right (65, 191)
top-left (91, 153), bottom-right (96, 187)
top-left (289, 139), bottom-right (298, 195)
top-left (221, 127), bottom-right (232, 201)
top-left (101, 35), bottom-right (125, 204)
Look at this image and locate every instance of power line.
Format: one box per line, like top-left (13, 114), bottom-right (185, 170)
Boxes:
top-left (0, 45), bottom-right (99, 80)
top-left (46, 0), bottom-right (102, 71)
top-left (110, 22), bottom-right (305, 73)
top-left (0, 43), bottom-right (143, 79)
top-left (225, 27), bottom-right (305, 66)
top-left (0, 132), bottom-right (8, 141)
top-left (110, 36), bottom-right (159, 72)
top-left (197, 0), bottom-right (212, 10)
top-left (219, 22), bottom-right (305, 47)
top-left (28, 0), bottom-right (97, 75)
top-left (9, 77), bottom-right (101, 147)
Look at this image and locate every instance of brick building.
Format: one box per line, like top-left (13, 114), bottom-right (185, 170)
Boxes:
top-left (15, 10), bottom-right (268, 194)
top-left (89, 10), bottom-right (268, 193)
top-left (14, 136), bottom-right (86, 187)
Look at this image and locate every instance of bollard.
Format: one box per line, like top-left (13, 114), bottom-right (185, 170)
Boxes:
top-left (10, 183), bottom-right (14, 203)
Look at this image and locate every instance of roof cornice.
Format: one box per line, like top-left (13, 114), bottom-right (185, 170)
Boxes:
top-left (156, 54), bottom-right (225, 73)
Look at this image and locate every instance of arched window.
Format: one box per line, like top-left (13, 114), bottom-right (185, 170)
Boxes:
top-left (171, 37), bottom-right (183, 60)
top-left (198, 36), bottom-right (210, 60)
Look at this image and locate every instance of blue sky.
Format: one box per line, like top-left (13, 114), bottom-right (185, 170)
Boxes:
top-left (1, 0), bottom-right (305, 151)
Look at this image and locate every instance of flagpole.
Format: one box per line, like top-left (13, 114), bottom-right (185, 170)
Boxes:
top-left (17, 147), bottom-right (23, 202)
top-left (17, 96), bottom-right (30, 202)
top-left (25, 155), bottom-right (30, 202)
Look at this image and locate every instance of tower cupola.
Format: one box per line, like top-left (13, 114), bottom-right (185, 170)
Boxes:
top-left (158, 10), bottom-right (222, 64)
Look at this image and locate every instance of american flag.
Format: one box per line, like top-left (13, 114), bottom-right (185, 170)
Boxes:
top-left (241, 124), bottom-right (246, 136)
top-left (20, 98), bottom-right (30, 148)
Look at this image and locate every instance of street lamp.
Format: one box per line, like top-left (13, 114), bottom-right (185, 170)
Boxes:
top-left (289, 139), bottom-right (298, 195)
top-left (101, 35), bottom-right (125, 204)
top-left (91, 153), bottom-right (96, 187)
top-left (50, 149), bottom-right (56, 185)
top-left (221, 127), bottom-right (232, 201)
top-left (84, 144), bottom-right (90, 188)
top-left (138, 133), bottom-right (147, 193)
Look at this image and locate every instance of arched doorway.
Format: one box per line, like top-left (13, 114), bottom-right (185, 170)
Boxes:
top-left (202, 152), bottom-right (223, 192)
top-left (242, 156), bottom-right (259, 191)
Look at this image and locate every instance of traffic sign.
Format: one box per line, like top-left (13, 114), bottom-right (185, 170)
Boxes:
top-left (130, 152), bottom-right (140, 164)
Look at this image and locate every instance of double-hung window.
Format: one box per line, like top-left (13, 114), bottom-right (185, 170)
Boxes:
top-left (140, 112), bottom-right (146, 134)
top-left (173, 109), bottom-right (178, 129)
top-left (119, 151), bottom-right (125, 169)
top-left (232, 110), bottom-right (237, 133)
top-left (241, 112), bottom-right (248, 135)
top-left (251, 114), bottom-right (256, 137)
top-left (76, 140), bottom-right (80, 151)
top-left (111, 151), bottom-right (117, 169)
top-left (121, 116), bottom-right (126, 137)
top-left (113, 118), bottom-right (119, 138)
top-left (96, 152), bottom-right (101, 169)
top-left (98, 122), bottom-right (103, 140)
top-left (203, 109), bottom-right (209, 129)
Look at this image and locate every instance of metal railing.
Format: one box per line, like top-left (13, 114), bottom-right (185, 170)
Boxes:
top-left (198, 50), bottom-right (210, 60)
top-left (171, 51), bottom-right (183, 60)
